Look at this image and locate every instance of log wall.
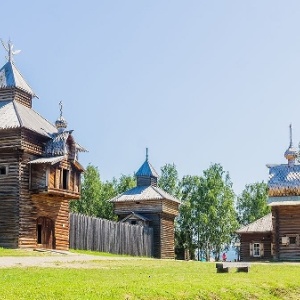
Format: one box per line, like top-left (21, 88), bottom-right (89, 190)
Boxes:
top-left (0, 128), bottom-right (23, 248)
top-left (272, 205), bottom-right (300, 260)
top-left (239, 232), bottom-right (272, 261)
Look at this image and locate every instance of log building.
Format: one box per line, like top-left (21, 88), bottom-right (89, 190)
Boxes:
top-left (110, 150), bottom-right (180, 259)
top-left (0, 40), bottom-right (85, 250)
top-left (238, 125), bottom-right (300, 261)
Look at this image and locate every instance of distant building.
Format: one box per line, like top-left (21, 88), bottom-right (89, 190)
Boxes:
top-left (237, 213), bottom-right (273, 261)
top-left (0, 40), bottom-right (85, 250)
top-left (238, 125), bottom-right (300, 261)
top-left (110, 150), bottom-right (180, 259)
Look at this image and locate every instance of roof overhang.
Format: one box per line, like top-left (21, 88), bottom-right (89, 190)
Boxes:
top-left (268, 196), bottom-right (300, 206)
top-left (28, 156), bottom-right (65, 165)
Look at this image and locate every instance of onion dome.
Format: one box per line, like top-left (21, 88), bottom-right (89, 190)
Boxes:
top-left (55, 101), bottom-right (67, 133)
top-left (285, 124), bottom-right (298, 166)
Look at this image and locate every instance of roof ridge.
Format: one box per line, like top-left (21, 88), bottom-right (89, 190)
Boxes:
top-left (12, 100), bottom-right (23, 127)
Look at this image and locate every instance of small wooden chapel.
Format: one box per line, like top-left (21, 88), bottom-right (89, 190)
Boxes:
top-left (110, 150), bottom-right (180, 259)
top-left (0, 40), bottom-right (85, 250)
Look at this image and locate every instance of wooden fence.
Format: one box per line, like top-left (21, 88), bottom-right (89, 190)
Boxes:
top-left (69, 213), bottom-right (153, 257)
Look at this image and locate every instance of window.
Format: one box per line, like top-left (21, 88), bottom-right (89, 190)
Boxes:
top-left (62, 169), bottom-right (69, 190)
top-left (0, 165), bottom-right (7, 175)
top-left (283, 235), bottom-right (299, 246)
top-left (250, 242), bottom-right (264, 258)
top-left (253, 243), bottom-right (260, 257)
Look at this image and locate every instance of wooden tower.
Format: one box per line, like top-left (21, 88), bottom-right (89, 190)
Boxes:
top-left (0, 40), bottom-right (85, 250)
top-left (110, 150), bottom-right (180, 259)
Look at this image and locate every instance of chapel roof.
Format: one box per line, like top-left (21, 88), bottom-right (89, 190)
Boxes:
top-left (0, 100), bottom-right (57, 137)
top-left (236, 213), bottom-right (273, 234)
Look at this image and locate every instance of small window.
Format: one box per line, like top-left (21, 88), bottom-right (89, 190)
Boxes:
top-left (0, 166), bottom-right (7, 175)
top-left (131, 220), bottom-right (137, 225)
top-left (62, 169), bottom-right (69, 190)
top-left (289, 237), bottom-right (297, 245)
top-left (253, 243), bottom-right (260, 257)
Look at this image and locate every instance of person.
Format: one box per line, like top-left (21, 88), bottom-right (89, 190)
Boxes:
top-left (222, 252), bottom-right (227, 262)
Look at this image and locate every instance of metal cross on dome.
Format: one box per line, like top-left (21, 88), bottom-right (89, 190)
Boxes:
top-left (59, 101), bottom-right (63, 119)
top-left (0, 39), bottom-right (21, 62)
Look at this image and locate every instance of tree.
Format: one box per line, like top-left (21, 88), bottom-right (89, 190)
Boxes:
top-left (158, 163), bottom-right (181, 198)
top-left (192, 164), bottom-right (238, 261)
top-left (175, 175), bottom-right (200, 260)
top-left (113, 174), bottom-right (136, 195)
top-left (70, 164), bottom-right (102, 216)
top-left (236, 182), bottom-right (270, 226)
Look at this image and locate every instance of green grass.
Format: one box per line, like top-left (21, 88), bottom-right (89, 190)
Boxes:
top-left (0, 254), bottom-right (300, 299)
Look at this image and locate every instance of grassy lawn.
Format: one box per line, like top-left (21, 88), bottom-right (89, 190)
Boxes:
top-left (0, 250), bottom-right (300, 299)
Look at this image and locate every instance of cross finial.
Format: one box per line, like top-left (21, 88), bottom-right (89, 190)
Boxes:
top-left (59, 101), bottom-right (63, 119)
top-left (0, 39), bottom-right (21, 62)
top-left (146, 148), bottom-right (149, 161)
top-left (289, 123), bottom-right (293, 147)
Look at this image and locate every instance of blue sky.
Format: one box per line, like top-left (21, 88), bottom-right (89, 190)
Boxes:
top-left (1, 1), bottom-right (300, 195)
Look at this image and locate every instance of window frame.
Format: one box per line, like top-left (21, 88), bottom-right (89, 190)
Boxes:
top-left (253, 243), bottom-right (260, 257)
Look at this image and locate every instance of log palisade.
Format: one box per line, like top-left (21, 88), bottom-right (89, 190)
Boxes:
top-left (110, 152), bottom-right (180, 259)
top-left (0, 44), bottom-right (85, 250)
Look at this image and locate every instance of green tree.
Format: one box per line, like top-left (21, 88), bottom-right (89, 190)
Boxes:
top-left (236, 182), bottom-right (270, 226)
top-left (70, 164), bottom-right (102, 216)
top-left (175, 175), bottom-right (200, 260)
top-left (113, 174), bottom-right (136, 195)
top-left (192, 164), bottom-right (238, 261)
top-left (158, 163), bottom-right (181, 198)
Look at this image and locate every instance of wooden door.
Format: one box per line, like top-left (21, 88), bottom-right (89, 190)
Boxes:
top-left (37, 217), bottom-right (55, 249)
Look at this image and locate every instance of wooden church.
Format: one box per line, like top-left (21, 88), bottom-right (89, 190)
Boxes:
top-left (0, 40), bottom-right (85, 250)
top-left (110, 150), bottom-right (180, 259)
top-left (238, 125), bottom-right (300, 261)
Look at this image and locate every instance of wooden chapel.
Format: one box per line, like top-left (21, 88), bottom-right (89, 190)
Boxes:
top-left (0, 40), bottom-right (85, 250)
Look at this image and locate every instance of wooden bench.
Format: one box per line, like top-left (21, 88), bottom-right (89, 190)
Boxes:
top-left (216, 262), bottom-right (250, 273)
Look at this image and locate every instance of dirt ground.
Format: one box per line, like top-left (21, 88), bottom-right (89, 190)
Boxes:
top-left (0, 251), bottom-right (134, 268)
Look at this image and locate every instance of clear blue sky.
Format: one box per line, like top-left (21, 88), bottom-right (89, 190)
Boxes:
top-left (1, 1), bottom-right (300, 195)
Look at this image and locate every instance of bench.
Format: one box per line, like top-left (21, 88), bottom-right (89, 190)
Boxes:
top-left (216, 262), bottom-right (250, 273)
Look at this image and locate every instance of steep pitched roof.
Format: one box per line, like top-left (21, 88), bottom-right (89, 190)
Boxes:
top-left (0, 61), bottom-right (36, 97)
top-left (236, 213), bottom-right (273, 233)
top-left (0, 100), bottom-right (57, 137)
top-left (135, 159), bottom-right (159, 178)
top-left (110, 185), bottom-right (180, 203)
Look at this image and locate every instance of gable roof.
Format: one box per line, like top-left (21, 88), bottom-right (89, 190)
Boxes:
top-left (110, 185), bottom-right (180, 203)
top-left (0, 61), bottom-right (36, 97)
top-left (236, 213), bottom-right (273, 234)
top-left (120, 212), bottom-right (150, 222)
top-left (0, 100), bottom-right (57, 137)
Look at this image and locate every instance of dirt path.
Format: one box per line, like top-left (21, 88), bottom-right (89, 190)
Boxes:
top-left (0, 252), bottom-right (133, 268)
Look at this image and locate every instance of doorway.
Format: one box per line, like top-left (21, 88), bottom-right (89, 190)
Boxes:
top-left (36, 217), bottom-right (55, 249)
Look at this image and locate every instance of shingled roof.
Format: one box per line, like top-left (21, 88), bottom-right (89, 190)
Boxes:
top-left (267, 164), bottom-right (300, 189)
top-left (0, 100), bottom-right (57, 137)
top-left (0, 61), bottom-right (36, 97)
top-left (236, 213), bottom-right (273, 233)
top-left (110, 185), bottom-right (180, 203)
